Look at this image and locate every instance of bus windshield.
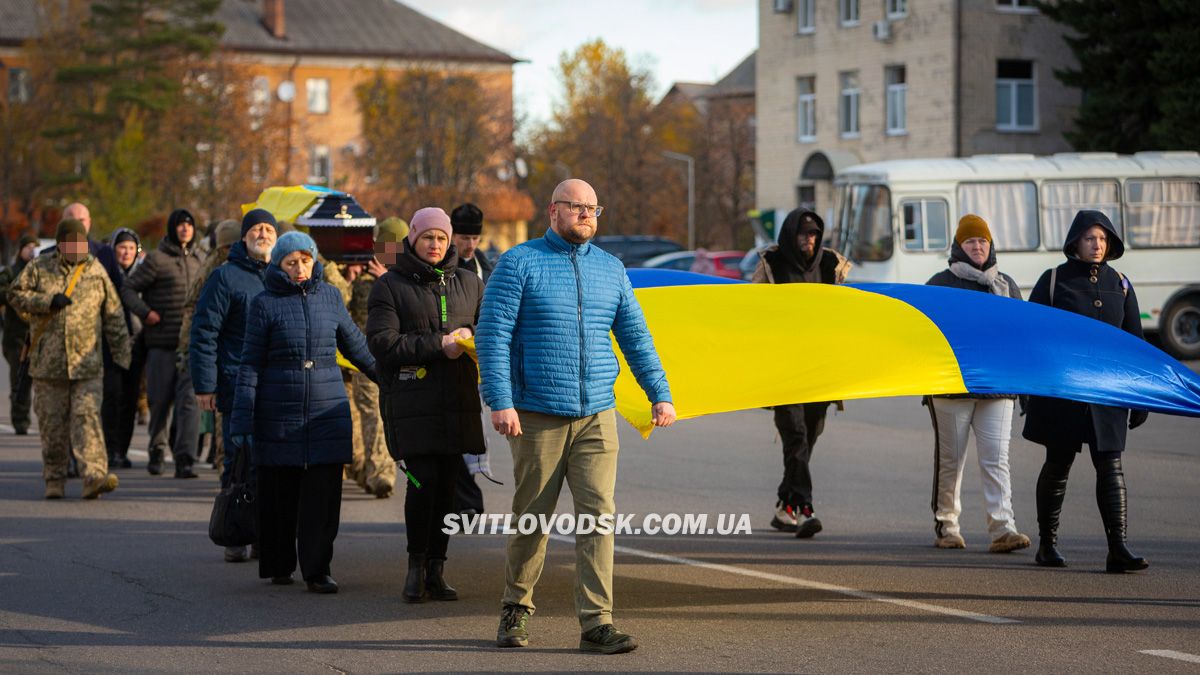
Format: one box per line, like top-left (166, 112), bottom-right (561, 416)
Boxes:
top-left (839, 184), bottom-right (893, 262)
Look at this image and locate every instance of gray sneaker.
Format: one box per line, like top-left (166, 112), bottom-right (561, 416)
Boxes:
top-left (580, 624), bottom-right (638, 654)
top-left (224, 546), bottom-right (249, 563)
top-left (496, 604), bottom-right (532, 648)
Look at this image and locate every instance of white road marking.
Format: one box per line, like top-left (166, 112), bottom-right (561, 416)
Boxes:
top-left (1140, 650), bottom-right (1200, 665)
top-left (548, 533), bottom-right (1019, 625)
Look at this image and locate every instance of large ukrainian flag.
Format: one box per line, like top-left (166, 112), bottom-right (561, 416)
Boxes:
top-left (612, 269), bottom-right (1200, 436)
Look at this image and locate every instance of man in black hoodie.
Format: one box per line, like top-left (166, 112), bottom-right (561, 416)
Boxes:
top-left (120, 209), bottom-right (203, 477)
top-left (752, 208), bottom-right (851, 539)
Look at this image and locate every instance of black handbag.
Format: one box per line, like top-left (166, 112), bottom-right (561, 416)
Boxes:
top-left (208, 442), bottom-right (257, 547)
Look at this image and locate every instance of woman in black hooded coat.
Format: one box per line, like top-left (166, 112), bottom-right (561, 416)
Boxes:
top-left (1023, 209), bottom-right (1150, 573)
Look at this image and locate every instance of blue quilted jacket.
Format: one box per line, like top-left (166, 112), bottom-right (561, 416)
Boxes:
top-left (228, 261), bottom-right (376, 467)
top-left (189, 242), bottom-right (268, 412)
top-left (476, 228), bottom-right (671, 417)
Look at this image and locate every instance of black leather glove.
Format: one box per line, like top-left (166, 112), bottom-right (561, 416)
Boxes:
top-left (1129, 409), bottom-right (1149, 430)
top-left (49, 293), bottom-right (73, 310)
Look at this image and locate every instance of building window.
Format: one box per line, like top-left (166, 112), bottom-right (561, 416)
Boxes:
top-left (902, 198), bottom-right (950, 251)
top-left (887, 0), bottom-right (908, 18)
top-left (797, 77), bottom-right (816, 142)
top-left (309, 145), bottom-right (331, 185)
top-left (7, 67), bottom-right (30, 103)
top-left (885, 66), bottom-right (906, 135)
top-left (996, 60), bottom-right (1036, 131)
top-left (840, 0), bottom-right (859, 25)
top-left (797, 0), bottom-right (815, 33)
top-left (839, 71), bottom-right (860, 138)
top-left (995, 0), bottom-right (1037, 12)
top-left (306, 78), bottom-right (330, 114)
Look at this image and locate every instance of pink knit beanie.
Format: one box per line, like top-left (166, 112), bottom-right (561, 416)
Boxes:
top-left (407, 207), bottom-right (453, 244)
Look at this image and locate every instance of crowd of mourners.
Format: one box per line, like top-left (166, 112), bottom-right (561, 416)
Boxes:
top-left (0, 180), bottom-right (1151, 654)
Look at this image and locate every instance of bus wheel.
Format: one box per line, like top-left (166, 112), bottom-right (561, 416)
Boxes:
top-left (1162, 296), bottom-right (1200, 361)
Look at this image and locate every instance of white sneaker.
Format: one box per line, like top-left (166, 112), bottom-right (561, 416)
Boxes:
top-left (770, 501), bottom-right (797, 532)
top-left (795, 505), bottom-right (822, 539)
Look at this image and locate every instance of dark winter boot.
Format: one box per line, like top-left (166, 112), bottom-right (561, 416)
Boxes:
top-left (147, 449), bottom-right (164, 476)
top-left (424, 559), bottom-right (458, 601)
top-left (403, 553), bottom-right (427, 603)
top-left (1034, 461), bottom-right (1069, 568)
top-left (1096, 456), bottom-right (1149, 573)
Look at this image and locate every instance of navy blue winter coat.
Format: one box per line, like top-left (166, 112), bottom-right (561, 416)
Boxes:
top-left (229, 260), bottom-right (376, 467)
top-left (476, 227), bottom-right (671, 417)
top-left (189, 242), bottom-right (268, 412)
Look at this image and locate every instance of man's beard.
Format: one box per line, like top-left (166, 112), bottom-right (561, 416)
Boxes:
top-left (248, 239), bottom-right (274, 260)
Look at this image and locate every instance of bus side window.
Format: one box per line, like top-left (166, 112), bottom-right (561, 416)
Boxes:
top-left (1126, 179), bottom-right (1200, 248)
top-left (1043, 180), bottom-right (1121, 247)
top-left (902, 198), bottom-right (949, 252)
top-left (958, 182), bottom-right (1039, 251)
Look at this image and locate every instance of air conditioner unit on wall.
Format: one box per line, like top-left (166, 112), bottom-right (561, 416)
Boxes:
top-left (774, 0), bottom-right (793, 13)
top-left (873, 20), bottom-right (892, 41)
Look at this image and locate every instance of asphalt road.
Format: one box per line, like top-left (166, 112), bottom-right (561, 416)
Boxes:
top-left (1, 357), bottom-right (1199, 673)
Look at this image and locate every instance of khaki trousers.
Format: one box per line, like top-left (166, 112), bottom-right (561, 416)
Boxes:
top-left (33, 377), bottom-right (108, 482)
top-left (502, 408), bottom-right (620, 631)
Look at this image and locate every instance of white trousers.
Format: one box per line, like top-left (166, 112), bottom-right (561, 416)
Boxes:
top-left (930, 397), bottom-right (1018, 539)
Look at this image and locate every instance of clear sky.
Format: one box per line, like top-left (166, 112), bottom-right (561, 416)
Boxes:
top-left (400, 0), bottom-right (758, 128)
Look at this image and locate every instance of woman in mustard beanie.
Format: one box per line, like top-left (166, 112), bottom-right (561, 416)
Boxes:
top-left (924, 214), bottom-right (1029, 553)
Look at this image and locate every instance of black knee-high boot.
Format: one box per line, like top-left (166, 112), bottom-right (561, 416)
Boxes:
top-left (1035, 461), bottom-right (1070, 567)
top-left (1096, 456), bottom-right (1149, 573)
top-left (403, 553), bottom-right (427, 603)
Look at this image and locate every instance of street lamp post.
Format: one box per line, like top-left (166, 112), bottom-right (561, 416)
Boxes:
top-left (662, 150), bottom-right (695, 250)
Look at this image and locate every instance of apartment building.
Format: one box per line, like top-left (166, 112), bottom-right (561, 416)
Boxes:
top-left (756, 0), bottom-right (1079, 219)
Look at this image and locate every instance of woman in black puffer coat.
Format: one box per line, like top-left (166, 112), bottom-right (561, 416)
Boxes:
top-left (1023, 210), bottom-right (1150, 573)
top-left (230, 231), bottom-right (376, 594)
top-left (366, 207), bottom-right (485, 603)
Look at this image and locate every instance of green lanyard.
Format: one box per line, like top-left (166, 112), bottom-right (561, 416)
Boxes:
top-left (435, 268), bottom-right (448, 326)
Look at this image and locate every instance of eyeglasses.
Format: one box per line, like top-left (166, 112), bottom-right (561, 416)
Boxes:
top-left (554, 201), bottom-right (604, 218)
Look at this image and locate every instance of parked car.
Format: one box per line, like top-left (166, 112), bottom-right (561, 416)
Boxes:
top-left (642, 250), bottom-right (746, 280)
top-left (592, 235), bottom-right (683, 267)
top-left (739, 248), bottom-right (765, 280)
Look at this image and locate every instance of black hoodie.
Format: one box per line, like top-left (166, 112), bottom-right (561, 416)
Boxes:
top-left (119, 210), bottom-right (203, 349)
top-left (760, 209), bottom-right (844, 284)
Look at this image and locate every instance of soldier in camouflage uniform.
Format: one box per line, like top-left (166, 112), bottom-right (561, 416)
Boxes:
top-left (8, 219), bottom-right (132, 499)
top-left (344, 221), bottom-right (405, 498)
top-left (0, 234), bottom-right (38, 434)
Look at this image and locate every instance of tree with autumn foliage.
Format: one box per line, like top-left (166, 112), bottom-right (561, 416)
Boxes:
top-left (355, 69), bottom-right (516, 219)
top-left (524, 39), bottom-right (687, 239)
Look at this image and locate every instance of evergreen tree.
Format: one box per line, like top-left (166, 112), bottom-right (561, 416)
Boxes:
top-left (50, 0), bottom-right (223, 181)
top-left (1035, 0), bottom-right (1199, 152)
top-left (1148, 0), bottom-right (1200, 149)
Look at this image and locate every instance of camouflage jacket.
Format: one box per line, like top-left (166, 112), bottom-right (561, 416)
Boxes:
top-left (348, 270), bottom-right (376, 331)
top-left (177, 246), bottom-right (231, 358)
top-left (320, 256), bottom-right (352, 305)
top-left (7, 253), bottom-right (132, 379)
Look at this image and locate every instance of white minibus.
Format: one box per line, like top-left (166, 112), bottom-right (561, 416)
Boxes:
top-left (828, 152), bottom-right (1200, 359)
